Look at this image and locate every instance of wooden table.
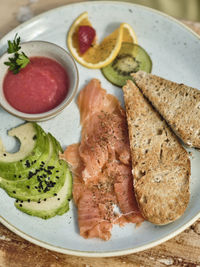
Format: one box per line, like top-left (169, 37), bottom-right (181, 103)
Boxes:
top-left (1, 1), bottom-right (200, 266)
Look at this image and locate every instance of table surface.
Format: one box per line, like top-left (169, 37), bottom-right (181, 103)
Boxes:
top-left (1, 1), bottom-right (200, 266)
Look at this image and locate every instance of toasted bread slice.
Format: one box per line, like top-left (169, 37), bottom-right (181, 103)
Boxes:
top-left (123, 80), bottom-right (190, 225)
top-left (132, 71), bottom-right (200, 148)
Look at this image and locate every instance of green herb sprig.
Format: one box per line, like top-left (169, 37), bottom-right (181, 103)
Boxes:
top-left (4, 34), bottom-right (30, 74)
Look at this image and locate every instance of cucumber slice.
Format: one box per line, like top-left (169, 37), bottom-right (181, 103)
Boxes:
top-left (101, 42), bottom-right (152, 87)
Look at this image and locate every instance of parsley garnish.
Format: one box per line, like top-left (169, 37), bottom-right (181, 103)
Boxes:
top-left (4, 34), bottom-right (30, 74)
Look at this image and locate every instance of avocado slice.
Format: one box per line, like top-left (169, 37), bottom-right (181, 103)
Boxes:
top-left (0, 134), bottom-right (67, 201)
top-left (0, 122), bottom-right (73, 219)
top-left (0, 135), bottom-right (50, 181)
top-left (15, 168), bottom-right (72, 219)
top-left (0, 123), bottom-right (49, 178)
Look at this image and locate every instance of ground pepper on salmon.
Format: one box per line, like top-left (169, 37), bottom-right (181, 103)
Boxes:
top-left (60, 79), bottom-right (143, 240)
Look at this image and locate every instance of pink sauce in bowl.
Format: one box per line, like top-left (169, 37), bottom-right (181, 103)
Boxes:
top-left (0, 41), bottom-right (79, 121)
top-left (3, 57), bottom-right (69, 114)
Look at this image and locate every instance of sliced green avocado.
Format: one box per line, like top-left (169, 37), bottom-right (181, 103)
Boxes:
top-left (15, 168), bottom-right (72, 219)
top-left (0, 122), bottom-right (73, 219)
top-left (0, 132), bottom-right (50, 181)
top-left (0, 134), bottom-right (67, 201)
top-left (0, 131), bottom-right (52, 185)
top-left (0, 123), bottom-right (48, 177)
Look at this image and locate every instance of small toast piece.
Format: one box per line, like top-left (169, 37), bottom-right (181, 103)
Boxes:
top-left (123, 80), bottom-right (190, 225)
top-left (132, 71), bottom-right (200, 148)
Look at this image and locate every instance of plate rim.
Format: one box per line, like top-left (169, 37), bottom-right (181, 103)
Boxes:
top-left (1, 0), bottom-right (200, 257)
top-left (1, 212), bottom-right (200, 257)
top-left (0, 0), bottom-right (200, 45)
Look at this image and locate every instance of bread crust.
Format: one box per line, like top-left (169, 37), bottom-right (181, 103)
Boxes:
top-left (132, 71), bottom-right (200, 148)
top-left (123, 80), bottom-right (190, 225)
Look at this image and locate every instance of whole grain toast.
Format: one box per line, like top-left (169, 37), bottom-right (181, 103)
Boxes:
top-left (123, 80), bottom-right (190, 225)
top-left (132, 71), bottom-right (200, 148)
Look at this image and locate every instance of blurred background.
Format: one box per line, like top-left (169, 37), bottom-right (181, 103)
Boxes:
top-left (1, 0), bottom-right (200, 38)
top-left (98, 0), bottom-right (200, 21)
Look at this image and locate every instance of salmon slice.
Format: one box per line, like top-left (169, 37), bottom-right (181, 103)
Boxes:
top-left (62, 144), bottom-right (114, 240)
top-left (61, 79), bottom-right (143, 240)
top-left (77, 79), bottom-right (121, 125)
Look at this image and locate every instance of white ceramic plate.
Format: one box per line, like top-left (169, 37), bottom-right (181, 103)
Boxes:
top-left (1, 1), bottom-right (200, 257)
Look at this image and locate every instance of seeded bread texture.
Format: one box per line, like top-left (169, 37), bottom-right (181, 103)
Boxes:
top-left (123, 80), bottom-right (190, 225)
top-left (132, 71), bottom-right (200, 148)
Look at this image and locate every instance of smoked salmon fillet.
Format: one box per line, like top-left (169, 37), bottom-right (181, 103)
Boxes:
top-left (60, 79), bottom-right (143, 240)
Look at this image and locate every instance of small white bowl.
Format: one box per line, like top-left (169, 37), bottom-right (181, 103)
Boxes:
top-left (0, 41), bottom-right (79, 121)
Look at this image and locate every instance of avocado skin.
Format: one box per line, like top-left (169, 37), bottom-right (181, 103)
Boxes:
top-left (0, 122), bottom-right (73, 219)
top-left (0, 123), bottom-right (49, 178)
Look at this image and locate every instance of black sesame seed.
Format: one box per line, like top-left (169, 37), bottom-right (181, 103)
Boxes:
top-left (56, 170), bottom-right (59, 173)
top-left (33, 134), bottom-right (37, 140)
top-left (38, 200), bottom-right (41, 203)
top-left (28, 171), bottom-right (34, 179)
top-left (20, 200), bottom-right (23, 203)
top-left (39, 183), bottom-right (43, 190)
top-left (27, 199), bottom-right (30, 202)
top-left (14, 175), bottom-right (17, 178)
top-left (16, 200), bottom-right (19, 203)
top-left (18, 175), bottom-right (21, 178)
top-left (26, 185), bottom-right (30, 189)
top-left (47, 166), bottom-right (54, 170)
top-left (38, 190), bottom-right (41, 193)
top-left (56, 176), bottom-right (59, 179)
top-left (13, 191), bottom-right (16, 194)
top-left (44, 168), bottom-right (52, 175)
top-left (25, 160), bottom-right (30, 168)
top-left (54, 193), bottom-right (57, 196)
top-left (48, 181), bottom-right (56, 188)
top-left (44, 198), bottom-right (47, 201)
top-left (57, 198), bottom-right (60, 200)
top-left (19, 204), bottom-right (23, 207)
top-left (3, 153), bottom-right (6, 156)
top-left (44, 187), bottom-right (50, 192)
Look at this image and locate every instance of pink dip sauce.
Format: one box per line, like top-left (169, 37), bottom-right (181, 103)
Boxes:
top-left (3, 57), bottom-right (69, 114)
